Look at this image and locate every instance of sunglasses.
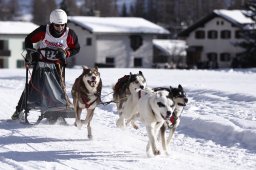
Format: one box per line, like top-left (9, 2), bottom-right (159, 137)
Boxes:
top-left (53, 24), bottom-right (65, 27)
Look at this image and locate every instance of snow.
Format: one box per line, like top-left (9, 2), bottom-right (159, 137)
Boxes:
top-left (153, 39), bottom-right (187, 56)
top-left (68, 16), bottom-right (170, 34)
top-left (0, 68), bottom-right (256, 170)
top-left (214, 9), bottom-right (255, 24)
top-left (0, 21), bottom-right (38, 34)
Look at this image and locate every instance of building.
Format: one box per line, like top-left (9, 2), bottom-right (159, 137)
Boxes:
top-left (178, 9), bottom-right (255, 69)
top-left (0, 21), bottom-right (38, 68)
top-left (68, 16), bottom-right (170, 68)
top-left (153, 39), bottom-right (187, 69)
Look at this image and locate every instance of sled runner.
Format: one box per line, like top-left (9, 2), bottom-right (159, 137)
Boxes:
top-left (21, 48), bottom-right (74, 124)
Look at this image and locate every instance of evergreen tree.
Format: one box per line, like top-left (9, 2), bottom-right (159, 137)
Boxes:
top-left (121, 3), bottom-right (128, 17)
top-left (235, 0), bottom-right (256, 68)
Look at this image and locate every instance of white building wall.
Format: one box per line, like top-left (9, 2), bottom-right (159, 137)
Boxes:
top-left (68, 23), bottom-right (96, 67)
top-left (96, 34), bottom-right (129, 67)
top-left (96, 34), bottom-right (153, 68)
top-left (133, 35), bottom-right (153, 68)
top-left (68, 22), bottom-right (156, 68)
top-left (186, 17), bottom-right (244, 68)
top-left (0, 35), bottom-right (25, 69)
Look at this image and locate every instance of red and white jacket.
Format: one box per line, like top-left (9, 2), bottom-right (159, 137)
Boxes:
top-left (25, 24), bottom-right (80, 58)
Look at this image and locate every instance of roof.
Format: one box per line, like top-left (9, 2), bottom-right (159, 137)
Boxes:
top-left (0, 21), bottom-right (38, 35)
top-left (68, 16), bottom-right (170, 34)
top-left (153, 39), bottom-right (187, 56)
top-left (178, 9), bottom-right (255, 37)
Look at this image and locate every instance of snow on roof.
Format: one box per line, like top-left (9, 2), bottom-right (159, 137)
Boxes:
top-left (153, 39), bottom-right (187, 56)
top-left (214, 9), bottom-right (255, 25)
top-left (0, 21), bottom-right (38, 35)
top-left (68, 16), bottom-right (170, 34)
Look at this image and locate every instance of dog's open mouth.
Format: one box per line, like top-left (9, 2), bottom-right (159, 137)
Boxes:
top-left (178, 103), bottom-right (186, 106)
top-left (87, 80), bottom-right (97, 87)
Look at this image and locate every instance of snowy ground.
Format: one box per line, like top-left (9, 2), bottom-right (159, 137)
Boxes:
top-left (0, 68), bottom-right (256, 170)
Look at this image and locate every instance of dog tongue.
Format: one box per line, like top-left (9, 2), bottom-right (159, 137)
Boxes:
top-left (170, 115), bottom-right (175, 124)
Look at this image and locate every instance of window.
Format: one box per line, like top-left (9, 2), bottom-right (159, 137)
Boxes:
top-left (0, 59), bottom-right (3, 68)
top-left (207, 53), bottom-right (218, 61)
top-left (235, 30), bottom-right (243, 39)
top-left (17, 60), bottom-right (25, 68)
top-left (221, 30), bottom-right (231, 39)
top-left (208, 30), bottom-right (218, 39)
top-left (195, 30), bottom-right (205, 39)
top-left (0, 40), bottom-right (5, 50)
top-left (22, 41), bottom-right (25, 50)
top-left (130, 35), bottom-right (143, 51)
top-left (86, 38), bottom-right (92, 46)
top-left (220, 53), bottom-right (231, 62)
top-left (134, 58), bottom-right (142, 67)
top-left (106, 57), bottom-right (115, 64)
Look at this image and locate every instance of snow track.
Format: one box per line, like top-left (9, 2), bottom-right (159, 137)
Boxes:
top-left (0, 68), bottom-right (256, 170)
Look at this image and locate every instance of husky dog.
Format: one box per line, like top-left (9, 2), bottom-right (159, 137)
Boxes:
top-left (154, 85), bottom-right (188, 146)
top-left (113, 71), bottom-right (147, 129)
top-left (137, 89), bottom-right (174, 157)
top-left (71, 66), bottom-right (102, 139)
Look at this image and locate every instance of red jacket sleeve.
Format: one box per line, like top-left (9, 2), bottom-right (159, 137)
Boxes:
top-left (66, 29), bottom-right (80, 57)
top-left (24, 25), bottom-right (46, 49)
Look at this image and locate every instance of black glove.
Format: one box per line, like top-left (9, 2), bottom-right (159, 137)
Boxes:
top-left (56, 48), bottom-right (66, 64)
top-left (25, 49), bottom-right (40, 63)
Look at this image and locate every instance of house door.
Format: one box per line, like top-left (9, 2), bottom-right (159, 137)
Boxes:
top-left (0, 59), bottom-right (3, 68)
top-left (186, 46), bottom-right (203, 68)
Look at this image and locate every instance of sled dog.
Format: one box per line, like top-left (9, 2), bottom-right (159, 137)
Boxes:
top-left (113, 71), bottom-right (147, 129)
top-left (137, 89), bottom-right (174, 157)
top-left (154, 85), bottom-right (188, 146)
top-left (72, 66), bottom-right (102, 139)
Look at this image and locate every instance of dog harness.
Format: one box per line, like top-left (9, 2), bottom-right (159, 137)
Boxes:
top-left (72, 75), bottom-right (101, 109)
top-left (81, 95), bottom-right (98, 108)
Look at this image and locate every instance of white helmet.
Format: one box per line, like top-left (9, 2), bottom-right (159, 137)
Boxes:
top-left (50, 9), bottom-right (67, 24)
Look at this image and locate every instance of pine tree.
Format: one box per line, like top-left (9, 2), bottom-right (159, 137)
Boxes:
top-left (235, 0), bottom-right (256, 68)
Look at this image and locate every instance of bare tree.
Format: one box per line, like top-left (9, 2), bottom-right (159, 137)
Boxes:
top-left (133, 0), bottom-right (146, 18)
top-left (83, 0), bottom-right (118, 16)
top-left (60, 0), bottom-right (80, 16)
top-left (229, 0), bottom-right (247, 9)
top-left (32, 0), bottom-right (56, 25)
top-left (0, 0), bottom-right (19, 21)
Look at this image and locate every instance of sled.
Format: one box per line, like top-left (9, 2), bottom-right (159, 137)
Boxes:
top-left (22, 48), bottom-right (75, 125)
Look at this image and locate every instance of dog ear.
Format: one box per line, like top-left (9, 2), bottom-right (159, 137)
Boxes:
top-left (128, 72), bottom-right (132, 82)
top-left (139, 71), bottom-right (143, 75)
top-left (82, 65), bottom-right (88, 70)
top-left (82, 66), bottom-right (89, 74)
top-left (94, 66), bottom-right (98, 71)
top-left (178, 84), bottom-right (183, 90)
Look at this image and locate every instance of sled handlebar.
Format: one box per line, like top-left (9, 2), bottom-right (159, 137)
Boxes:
top-left (25, 47), bottom-right (66, 65)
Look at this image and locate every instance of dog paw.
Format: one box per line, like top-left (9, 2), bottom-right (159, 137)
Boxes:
top-left (164, 151), bottom-right (169, 156)
top-left (116, 118), bottom-right (125, 128)
top-left (153, 149), bottom-right (160, 155)
top-left (88, 135), bottom-right (93, 140)
top-left (76, 120), bottom-right (82, 129)
top-left (132, 124), bottom-right (139, 130)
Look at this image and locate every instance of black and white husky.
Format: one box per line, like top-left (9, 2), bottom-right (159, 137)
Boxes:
top-left (113, 71), bottom-right (147, 129)
top-left (154, 85), bottom-right (188, 146)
